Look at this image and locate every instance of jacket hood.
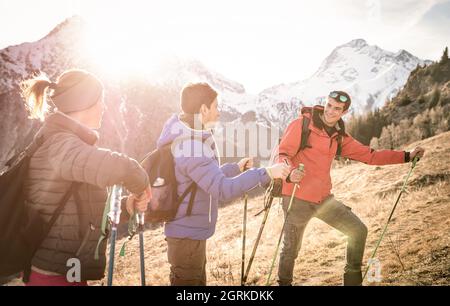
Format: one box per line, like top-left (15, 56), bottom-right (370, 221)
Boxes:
top-left (157, 114), bottom-right (212, 149)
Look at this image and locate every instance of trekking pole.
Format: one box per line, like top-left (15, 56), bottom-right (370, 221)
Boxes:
top-left (241, 193), bottom-right (248, 286)
top-left (113, 153), bottom-right (151, 286)
top-left (362, 156), bottom-right (420, 282)
top-left (242, 180), bottom-right (277, 285)
top-left (266, 164), bottom-right (304, 285)
top-left (137, 212), bottom-right (146, 286)
top-left (240, 160), bottom-right (252, 286)
top-left (107, 185), bottom-right (123, 286)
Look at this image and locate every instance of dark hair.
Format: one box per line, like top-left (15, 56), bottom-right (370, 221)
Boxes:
top-left (329, 90), bottom-right (351, 111)
top-left (181, 82), bottom-right (218, 114)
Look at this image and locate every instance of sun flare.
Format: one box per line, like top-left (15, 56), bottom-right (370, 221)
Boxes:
top-left (83, 14), bottom-right (169, 77)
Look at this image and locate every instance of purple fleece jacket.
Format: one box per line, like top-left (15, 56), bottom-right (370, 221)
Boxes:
top-left (157, 114), bottom-right (271, 240)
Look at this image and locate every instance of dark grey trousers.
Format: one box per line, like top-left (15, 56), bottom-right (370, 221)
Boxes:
top-left (277, 195), bottom-right (368, 285)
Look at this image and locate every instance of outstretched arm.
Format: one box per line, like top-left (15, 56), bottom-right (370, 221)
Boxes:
top-left (341, 134), bottom-right (406, 165)
top-left (177, 141), bottom-right (271, 203)
top-left (48, 133), bottom-right (149, 194)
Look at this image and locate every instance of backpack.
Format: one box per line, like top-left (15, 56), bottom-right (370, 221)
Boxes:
top-left (141, 138), bottom-right (202, 223)
top-left (0, 134), bottom-right (75, 281)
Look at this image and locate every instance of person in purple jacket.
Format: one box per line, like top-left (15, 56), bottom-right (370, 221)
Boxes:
top-left (157, 82), bottom-right (290, 286)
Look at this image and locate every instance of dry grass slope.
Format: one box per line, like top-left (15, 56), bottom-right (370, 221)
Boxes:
top-left (101, 131), bottom-right (450, 286)
top-left (6, 132), bottom-right (448, 286)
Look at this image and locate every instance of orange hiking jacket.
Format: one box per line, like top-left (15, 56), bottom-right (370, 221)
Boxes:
top-left (277, 106), bottom-right (406, 204)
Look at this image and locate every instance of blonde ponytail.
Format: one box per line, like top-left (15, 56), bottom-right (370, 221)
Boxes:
top-left (21, 73), bottom-right (53, 121)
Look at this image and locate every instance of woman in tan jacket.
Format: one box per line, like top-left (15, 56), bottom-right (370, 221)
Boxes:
top-left (21, 69), bottom-right (151, 286)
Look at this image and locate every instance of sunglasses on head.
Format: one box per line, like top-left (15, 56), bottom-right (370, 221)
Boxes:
top-left (329, 92), bottom-right (349, 103)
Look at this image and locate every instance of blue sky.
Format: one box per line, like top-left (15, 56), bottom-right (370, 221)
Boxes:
top-left (0, 0), bottom-right (448, 93)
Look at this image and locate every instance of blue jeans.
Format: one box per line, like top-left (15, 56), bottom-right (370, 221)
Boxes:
top-left (277, 195), bottom-right (368, 285)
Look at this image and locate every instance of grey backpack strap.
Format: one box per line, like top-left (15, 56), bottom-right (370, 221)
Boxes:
top-left (336, 135), bottom-right (343, 157)
top-left (185, 184), bottom-right (198, 217)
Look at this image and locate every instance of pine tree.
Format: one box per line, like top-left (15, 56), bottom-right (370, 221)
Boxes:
top-left (441, 47), bottom-right (449, 64)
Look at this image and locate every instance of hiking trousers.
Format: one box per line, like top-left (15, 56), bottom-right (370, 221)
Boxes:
top-left (166, 237), bottom-right (207, 286)
top-left (277, 195), bottom-right (368, 286)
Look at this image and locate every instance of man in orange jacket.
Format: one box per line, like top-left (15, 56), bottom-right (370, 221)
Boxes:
top-left (277, 91), bottom-right (425, 286)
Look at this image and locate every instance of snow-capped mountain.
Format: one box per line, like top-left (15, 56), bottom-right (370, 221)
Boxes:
top-left (0, 16), bottom-right (90, 94)
top-left (256, 39), bottom-right (432, 128)
top-left (0, 17), bottom-right (433, 167)
top-left (145, 57), bottom-right (256, 116)
top-left (0, 17), bottom-right (125, 167)
top-left (0, 17), bottom-right (251, 166)
top-left (150, 39), bottom-right (433, 130)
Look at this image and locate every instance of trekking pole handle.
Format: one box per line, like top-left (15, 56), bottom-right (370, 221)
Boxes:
top-left (290, 163), bottom-right (304, 183)
top-left (137, 212), bottom-right (145, 226)
top-left (108, 186), bottom-right (123, 225)
top-left (283, 161), bottom-right (304, 172)
top-left (412, 156), bottom-right (420, 168)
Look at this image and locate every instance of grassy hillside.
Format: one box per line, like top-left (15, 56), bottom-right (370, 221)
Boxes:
top-left (5, 132), bottom-right (448, 286)
top-left (347, 50), bottom-right (450, 147)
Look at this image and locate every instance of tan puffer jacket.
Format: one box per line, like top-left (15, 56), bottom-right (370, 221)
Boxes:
top-left (24, 112), bottom-right (149, 281)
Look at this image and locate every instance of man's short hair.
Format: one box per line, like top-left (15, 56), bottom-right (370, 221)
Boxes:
top-left (181, 82), bottom-right (218, 114)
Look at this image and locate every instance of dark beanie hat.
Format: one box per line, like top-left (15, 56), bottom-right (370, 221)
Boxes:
top-left (181, 82), bottom-right (218, 114)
